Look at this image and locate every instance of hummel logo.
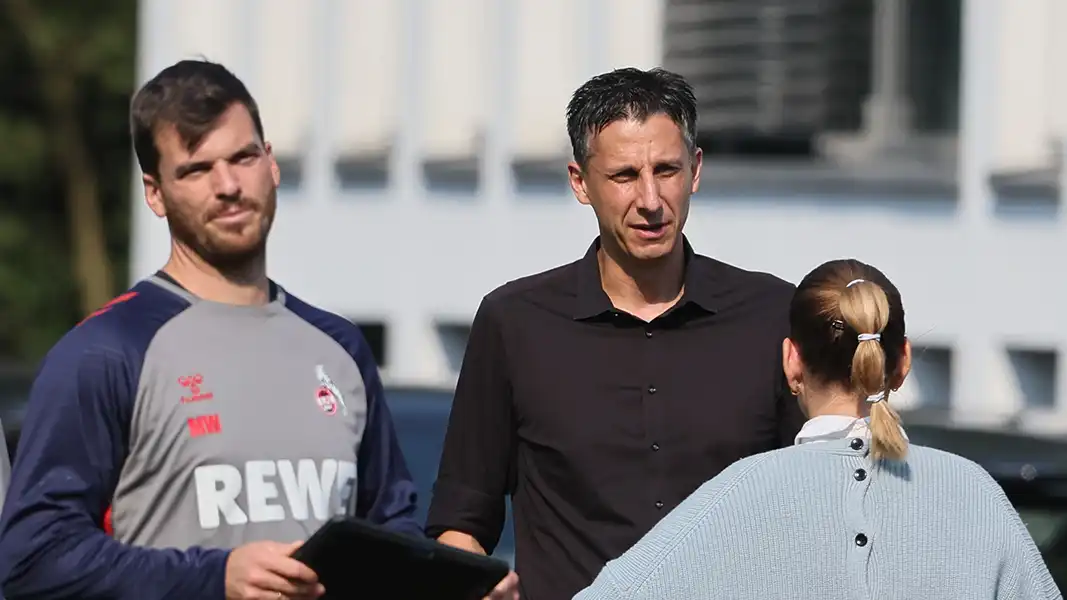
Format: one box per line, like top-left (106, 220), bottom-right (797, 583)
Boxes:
top-left (179, 374), bottom-right (214, 403)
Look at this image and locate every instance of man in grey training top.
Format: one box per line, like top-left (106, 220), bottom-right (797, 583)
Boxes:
top-left (0, 59), bottom-right (519, 600)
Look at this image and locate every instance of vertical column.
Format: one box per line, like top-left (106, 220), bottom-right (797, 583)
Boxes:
top-left (602, 0), bottom-right (665, 71)
top-left (863, 0), bottom-right (913, 149)
top-left (953, 0), bottom-right (1009, 423)
top-left (398, 0), bottom-right (423, 204)
top-left (957, 0), bottom-right (998, 225)
top-left (419, 0), bottom-right (489, 186)
top-left (483, 0), bottom-right (514, 208)
top-left (130, 0), bottom-right (169, 282)
top-left (253, 1), bottom-right (315, 184)
top-left (306, 0), bottom-right (336, 205)
top-left (387, 313), bottom-right (449, 387)
top-left (511, 0), bottom-right (587, 163)
top-left (333, 0), bottom-right (404, 193)
top-left (1049, 4), bottom-right (1066, 395)
top-left (990, 0), bottom-right (1053, 174)
top-left (1054, 0), bottom-right (1067, 209)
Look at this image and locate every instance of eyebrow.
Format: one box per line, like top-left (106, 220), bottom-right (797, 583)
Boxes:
top-left (173, 142), bottom-right (261, 179)
top-left (605, 158), bottom-right (684, 176)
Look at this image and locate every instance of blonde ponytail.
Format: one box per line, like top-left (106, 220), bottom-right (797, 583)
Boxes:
top-left (839, 280), bottom-right (908, 461)
top-left (869, 394), bottom-right (906, 461)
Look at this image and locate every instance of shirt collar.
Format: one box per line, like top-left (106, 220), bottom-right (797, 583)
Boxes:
top-left (794, 415), bottom-right (910, 446)
top-left (571, 235), bottom-right (719, 320)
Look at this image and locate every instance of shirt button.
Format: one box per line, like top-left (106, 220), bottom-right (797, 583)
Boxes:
top-left (651, 443), bottom-right (660, 451)
top-left (655, 501), bottom-right (664, 509)
top-left (648, 385), bottom-right (657, 395)
top-left (849, 438), bottom-right (864, 451)
top-left (645, 330), bottom-right (653, 338)
top-left (855, 533), bottom-right (868, 547)
top-left (854, 468), bottom-right (867, 481)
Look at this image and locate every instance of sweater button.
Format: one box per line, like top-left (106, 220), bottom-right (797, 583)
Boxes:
top-left (855, 533), bottom-right (868, 547)
top-left (853, 468), bottom-right (867, 481)
top-left (849, 438), bottom-right (864, 451)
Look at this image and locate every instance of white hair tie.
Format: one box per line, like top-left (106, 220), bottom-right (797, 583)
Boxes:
top-left (866, 391), bottom-right (886, 404)
top-left (858, 333), bottom-right (881, 342)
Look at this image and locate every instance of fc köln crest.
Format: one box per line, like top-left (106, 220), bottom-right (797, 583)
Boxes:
top-left (314, 365), bottom-right (348, 416)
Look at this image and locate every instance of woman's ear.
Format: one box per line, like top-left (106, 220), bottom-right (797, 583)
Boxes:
top-left (891, 338), bottom-right (913, 390)
top-left (782, 338), bottom-right (804, 396)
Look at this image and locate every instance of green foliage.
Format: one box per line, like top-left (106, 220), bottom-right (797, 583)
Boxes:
top-left (0, 0), bottom-right (137, 363)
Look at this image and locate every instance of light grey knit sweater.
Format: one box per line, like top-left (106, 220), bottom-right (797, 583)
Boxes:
top-left (573, 435), bottom-right (1062, 600)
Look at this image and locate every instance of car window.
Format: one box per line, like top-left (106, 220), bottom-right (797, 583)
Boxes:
top-left (386, 388), bottom-right (517, 565)
top-left (1018, 507), bottom-right (1067, 590)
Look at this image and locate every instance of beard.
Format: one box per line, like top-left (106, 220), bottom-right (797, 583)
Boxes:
top-left (164, 189), bottom-right (276, 275)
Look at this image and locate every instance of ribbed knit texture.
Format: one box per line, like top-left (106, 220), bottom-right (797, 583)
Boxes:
top-left (573, 438), bottom-right (1062, 600)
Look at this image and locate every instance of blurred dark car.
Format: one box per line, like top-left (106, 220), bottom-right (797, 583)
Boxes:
top-left (383, 387), bottom-right (517, 564)
top-left (0, 375), bottom-right (1064, 586)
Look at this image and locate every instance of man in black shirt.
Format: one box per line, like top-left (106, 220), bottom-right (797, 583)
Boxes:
top-left (426, 67), bottom-right (805, 600)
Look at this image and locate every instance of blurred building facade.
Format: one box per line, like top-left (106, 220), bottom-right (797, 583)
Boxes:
top-left (131, 0), bottom-right (1067, 432)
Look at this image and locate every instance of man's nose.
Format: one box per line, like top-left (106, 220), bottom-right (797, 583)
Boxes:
top-left (634, 172), bottom-right (663, 212)
top-left (210, 163), bottom-right (241, 198)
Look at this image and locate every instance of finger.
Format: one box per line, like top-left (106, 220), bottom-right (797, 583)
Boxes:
top-left (486, 571), bottom-right (520, 599)
top-left (247, 570), bottom-right (309, 598)
top-left (264, 555), bottom-right (320, 584)
top-left (289, 584), bottom-right (326, 600)
top-left (263, 540), bottom-right (304, 554)
top-left (288, 580), bottom-right (324, 597)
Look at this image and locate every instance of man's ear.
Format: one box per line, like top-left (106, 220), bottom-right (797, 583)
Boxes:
top-left (690, 147), bottom-right (703, 195)
top-left (144, 174), bottom-right (166, 218)
top-left (265, 141), bottom-right (281, 188)
top-left (568, 161), bottom-right (591, 206)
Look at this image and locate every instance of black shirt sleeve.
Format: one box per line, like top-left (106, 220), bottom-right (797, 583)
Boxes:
top-left (425, 296), bottom-right (515, 553)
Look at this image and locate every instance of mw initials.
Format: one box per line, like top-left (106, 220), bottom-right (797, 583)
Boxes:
top-left (188, 414), bottom-right (222, 437)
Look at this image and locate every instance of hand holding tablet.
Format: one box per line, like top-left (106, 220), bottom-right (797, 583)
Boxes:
top-left (291, 517), bottom-right (514, 599)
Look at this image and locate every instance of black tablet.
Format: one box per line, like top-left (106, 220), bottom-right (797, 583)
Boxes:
top-left (291, 516), bottom-right (511, 600)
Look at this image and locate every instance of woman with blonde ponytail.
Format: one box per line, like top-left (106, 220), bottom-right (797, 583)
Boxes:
top-left (576, 259), bottom-right (1061, 600)
top-left (838, 276), bottom-right (908, 462)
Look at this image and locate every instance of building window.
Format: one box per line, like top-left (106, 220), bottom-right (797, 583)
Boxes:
top-left (662, 0), bottom-right (961, 160)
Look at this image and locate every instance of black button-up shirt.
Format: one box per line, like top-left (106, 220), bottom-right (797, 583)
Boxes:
top-left (426, 237), bottom-right (806, 600)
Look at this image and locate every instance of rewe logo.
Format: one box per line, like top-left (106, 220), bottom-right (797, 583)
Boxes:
top-left (194, 459), bottom-right (356, 529)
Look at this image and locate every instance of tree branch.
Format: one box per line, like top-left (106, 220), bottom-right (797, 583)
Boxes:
top-left (3, 0), bottom-right (116, 315)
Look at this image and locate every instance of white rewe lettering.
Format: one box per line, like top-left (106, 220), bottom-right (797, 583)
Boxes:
top-left (245, 460), bottom-right (286, 523)
top-left (335, 460), bottom-right (356, 513)
top-left (194, 459), bottom-right (357, 529)
top-left (277, 459), bottom-right (335, 520)
top-left (194, 464), bottom-right (247, 529)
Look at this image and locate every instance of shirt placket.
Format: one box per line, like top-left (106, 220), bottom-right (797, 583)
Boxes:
top-left (844, 437), bottom-right (876, 598)
top-left (642, 320), bottom-right (668, 516)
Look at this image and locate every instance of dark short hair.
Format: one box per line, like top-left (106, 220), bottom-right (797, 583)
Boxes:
top-left (789, 259), bottom-right (909, 461)
top-left (130, 59), bottom-right (264, 179)
top-left (565, 67), bottom-right (698, 167)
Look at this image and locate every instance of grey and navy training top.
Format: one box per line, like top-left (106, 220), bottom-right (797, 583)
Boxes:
top-left (0, 274), bottom-right (421, 599)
